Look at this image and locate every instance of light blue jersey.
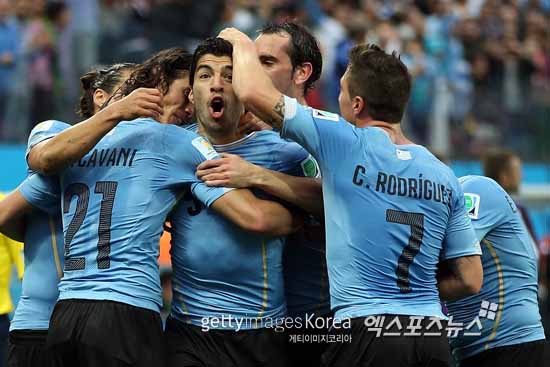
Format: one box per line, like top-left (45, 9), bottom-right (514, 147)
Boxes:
top-left (447, 175), bottom-right (545, 360)
top-left (10, 120), bottom-right (69, 331)
top-left (169, 130), bottom-right (314, 329)
top-left (187, 122), bottom-right (330, 318)
top-left (55, 118), bottom-right (229, 312)
top-left (281, 97), bottom-right (481, 320)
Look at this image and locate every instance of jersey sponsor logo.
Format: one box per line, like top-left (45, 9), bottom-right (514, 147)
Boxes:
top-left (464, 193), bottom-right (480, 219)
top-left (396, 149), bottom-right (412, 160)
top-left (192, 137), bottom-right (219, 160)
top-left (312, 109), bottom-right (339, 122)
top-left (301, 156), bottom-right (320, 178)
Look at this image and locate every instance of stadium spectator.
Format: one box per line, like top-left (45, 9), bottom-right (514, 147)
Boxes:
top-left (0, 0), bottom-right (19, 140)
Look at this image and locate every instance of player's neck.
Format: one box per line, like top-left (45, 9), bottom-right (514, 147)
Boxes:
top-left (202, 128), bottom-right (241, 146)
top-left (358, 119), bottom-right (414, 145)
top-left (297, 95), bottom-right (307, 106)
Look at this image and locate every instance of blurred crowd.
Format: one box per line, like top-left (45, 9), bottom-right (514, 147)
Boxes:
top-left (0, 0), bottom-right (548, 160)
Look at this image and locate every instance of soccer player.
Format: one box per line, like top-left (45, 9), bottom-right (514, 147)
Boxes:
top-left (196, 22), bottom-right (330, 367)
top-left (20, 47), bottom-right (297, 367)
top-left (164, 37), bottom-right (318, 367)
top-left (218, 28), bottom-right (483, 366)
top-left (1, 63), bottom-right (164, 367)
top-left (446, 175), bottom-right (548, 367)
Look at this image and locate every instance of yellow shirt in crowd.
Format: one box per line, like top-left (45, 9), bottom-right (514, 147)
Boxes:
top-left (0, 192), bottom-right (24, 315)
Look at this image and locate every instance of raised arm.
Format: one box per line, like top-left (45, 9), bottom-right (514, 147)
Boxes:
top-left (28, 88), bottom-right (163, 175)
top-left (210, 189), bottom-right (302, 237)
top-left (197, 153), bottom-right (323, 217)
top-left (437, 255), bottom-right (483, 301)
top-left (218, 28), bottom-right (286, 130)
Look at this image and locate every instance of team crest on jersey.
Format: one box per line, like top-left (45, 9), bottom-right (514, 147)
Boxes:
top-left (464, 193), bottom-right (480, 219)
top-left (312, 109), bottom-right (339, 122)
top-left (300, 156), bottom-right (321, 178)
top-left (192, 137), bottom-right (218, 160)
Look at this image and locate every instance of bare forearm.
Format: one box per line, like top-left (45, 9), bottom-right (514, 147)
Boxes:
top-left (29, 107), bottom-right (122, 175)
top-left (253, 168), bottom-right (323, 217)
top-left (254, 199), bottom-right (303, 236)
top-left (437, 274), bottom-right (475, 302)
top-left (437, 256), bottom-right (483, 301)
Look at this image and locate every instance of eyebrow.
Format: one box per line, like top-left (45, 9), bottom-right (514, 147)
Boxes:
top-left (196, 64), bottom-right (213, 73)
top-left (259, 54), bottom-right (278, 62)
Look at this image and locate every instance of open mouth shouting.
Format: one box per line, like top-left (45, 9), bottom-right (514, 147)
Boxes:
top-left (209, 96), bottom-right (225, 119)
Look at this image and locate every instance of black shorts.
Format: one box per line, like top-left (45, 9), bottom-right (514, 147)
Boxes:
top-left (321, 315), bottom-right (452, 367)
top-left (7, 329), bottom-right (57, 367)
top-left (47, 299), bottom-right (164, 367)
top-left (460, 339), bottom-right (548, 367)
top-left (285, 313), bottom-right (332, 367)
top-left (164, 316), bottom-right (289, 367)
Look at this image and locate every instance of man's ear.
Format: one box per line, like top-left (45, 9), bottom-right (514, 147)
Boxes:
top-left (352, 96), bottom-right (365, 118)
top-left (292, 62), bottom-right (313, 89)
top-left (93, 89), bottom-right (108, 110)
top-left (188, 88), bottom-right (195, 104)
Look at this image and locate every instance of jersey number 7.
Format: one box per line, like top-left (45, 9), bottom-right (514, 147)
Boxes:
top-left (386, 209), bottom-right (425, 293)
top-left (63, 181), bottom-right (118, 271)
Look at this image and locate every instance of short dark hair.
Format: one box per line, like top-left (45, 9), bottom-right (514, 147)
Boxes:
top-left (120, 47), bottom-right (192, 97)
top-left (77, 63), bottom-right (137, 118)
top-left (259, 22), bottom-right (322, 94)
top-left (347, 44), bottom-right (411, 123)
top-left (189, 37), bottom-right (233, 87)
top-left (483, 150), bottom-right (519, 183)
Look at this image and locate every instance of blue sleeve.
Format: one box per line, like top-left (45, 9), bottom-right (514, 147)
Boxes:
top-left (26, 120), bottom-right (71, 159)
top-left (161, 125), bottom-right (232, 207)
top-left (460, 176), bottom-right (510, 241)
top-left (18, 174), bottom-right (60, 215)
top-left (441, 180), bottom-right (482, 260)
top-left (280, 96), bottom-right (356, 165)
top-left (273, 140), bottom-right (320, 178)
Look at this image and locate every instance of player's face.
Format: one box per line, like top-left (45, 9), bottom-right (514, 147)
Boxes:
top-left (159, 74), bottom-right (194, 126)
top-left (338, 69), bottom-right (355, 124)
top-left (255, 33), bottom-right (295, 97)
top-left (192, 54), bottom-right (244, 135)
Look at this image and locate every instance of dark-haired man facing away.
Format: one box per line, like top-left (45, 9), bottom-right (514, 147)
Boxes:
top-left (219, 28), bottom-right (484, 366)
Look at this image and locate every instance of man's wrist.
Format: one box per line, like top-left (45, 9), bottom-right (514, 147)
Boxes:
top-left (101, 101), bottom-right (124, 125)
top-left (249, 165), bottom-right (269, 188)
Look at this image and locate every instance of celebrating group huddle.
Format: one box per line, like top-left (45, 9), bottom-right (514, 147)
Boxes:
top-left (0, 22), bottom-right (546, 367)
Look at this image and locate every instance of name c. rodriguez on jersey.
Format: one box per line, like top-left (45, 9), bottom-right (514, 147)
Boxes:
top-left (353, 166), bottom-right (454, 208)
top-left (200, 314), bottom-right (352, 332)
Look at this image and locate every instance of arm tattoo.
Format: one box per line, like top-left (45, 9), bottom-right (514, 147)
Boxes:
top-left (269, 95), bottom-right (285, 130)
